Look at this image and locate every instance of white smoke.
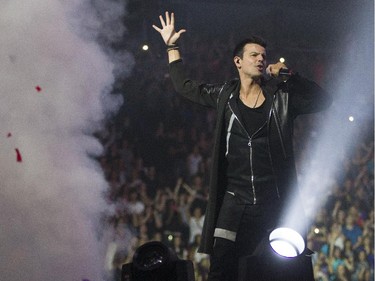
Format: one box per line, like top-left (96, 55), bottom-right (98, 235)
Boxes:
top-left (0, 0), bottom-right (132, 280)
top-left (282, 2), bottom-right (373, 234)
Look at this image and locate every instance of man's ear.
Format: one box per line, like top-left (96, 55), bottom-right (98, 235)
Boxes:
top-left (234, 56), bottom-right (241, 68)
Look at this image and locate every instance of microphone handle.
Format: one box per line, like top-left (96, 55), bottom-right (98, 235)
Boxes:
top-left (279, 68), bottom-right (293, 76)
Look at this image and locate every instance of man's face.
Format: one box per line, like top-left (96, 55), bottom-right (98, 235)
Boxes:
top-left (234, 43), bottom-right (267, 79)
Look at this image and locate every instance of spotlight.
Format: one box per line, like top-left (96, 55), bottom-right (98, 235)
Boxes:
top-left (238, 227), bottom-right (314, 281)
top-left (121, 241), bottom-right (195, 281)
top-left (269, 227), bottom-right (305, 258)
top-left (279, 57), bottom-right (285, 63)
top-left (133, 241), bottom-right (175, 271)
top-left (142, 44), bottom-right (149, 51)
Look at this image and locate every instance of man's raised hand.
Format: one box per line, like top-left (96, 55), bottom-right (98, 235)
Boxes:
top-left (152, 11), bottom-right (186, 45)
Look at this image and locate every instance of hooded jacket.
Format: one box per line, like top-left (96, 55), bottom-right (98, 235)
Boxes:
top-left (169, 59), bottom-right (332, 254)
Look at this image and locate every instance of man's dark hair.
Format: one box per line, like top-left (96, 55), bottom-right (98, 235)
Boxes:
top-left (232, 36), bottom-right (267, 58)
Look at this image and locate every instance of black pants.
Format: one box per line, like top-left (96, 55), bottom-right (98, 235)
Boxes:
top-left (207, 203), bottom-right (282, 281)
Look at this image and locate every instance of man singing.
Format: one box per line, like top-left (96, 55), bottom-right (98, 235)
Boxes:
top-left (153, 11), bottom-right (332, 281)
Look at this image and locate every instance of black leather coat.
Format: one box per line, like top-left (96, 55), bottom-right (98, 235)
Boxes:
top-left (169, 59), bottom-right (332, 254)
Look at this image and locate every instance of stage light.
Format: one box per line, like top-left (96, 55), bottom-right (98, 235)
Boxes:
top-left (269, 227), bottom-right (305, 258)
top-left (142, 44), bottom-right (149, 51)
top-left (279, 57), bottom-right (285, 63)
top-left (238, 228), bottom-right (314, 281)
top-left (121, 241), bottom-right (195, 281)
top-left (132, 241), bottom-right (175, 271)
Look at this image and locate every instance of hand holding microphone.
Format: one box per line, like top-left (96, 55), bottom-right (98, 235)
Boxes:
top-left (266, 62), bottom-right (293, 78)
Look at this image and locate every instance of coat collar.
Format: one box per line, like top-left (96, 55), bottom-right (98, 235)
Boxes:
top-left (227, 76), bottom-right (283, 100)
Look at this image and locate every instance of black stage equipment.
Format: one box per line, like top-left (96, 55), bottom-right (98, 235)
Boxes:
top-left (121, 241), bottom-right (195, 281)
top-left (238, 227), bottom-right (314, 281)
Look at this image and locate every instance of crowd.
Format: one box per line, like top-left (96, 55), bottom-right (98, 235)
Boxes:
top-left (98, 35), bottom-right (374, 281)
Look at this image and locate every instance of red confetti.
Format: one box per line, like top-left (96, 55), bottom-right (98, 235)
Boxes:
top-left (15, 148), bottom-right (22, 162)
top-left (35, 86), bottom-right (42, 92)
top-left (7, 132), bottom-right (12, 138)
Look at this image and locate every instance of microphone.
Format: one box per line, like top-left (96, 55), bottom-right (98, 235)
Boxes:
top-left (278, 68), bottom-right (293, 76)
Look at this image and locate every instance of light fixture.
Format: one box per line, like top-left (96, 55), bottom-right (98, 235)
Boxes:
top-left (122, 241), bottom-right (195, 281)
top-left (238, 227), bottom-right (314, 281)
top-left (269, 227), bottom-right (305, 258)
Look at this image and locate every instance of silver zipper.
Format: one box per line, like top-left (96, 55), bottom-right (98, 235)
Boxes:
top-left (228, 102), bottom-right (266, 204)
top-left (248, 123), bottom-right (267, 204)
top-left (248, 139), bottom-right (256, 204)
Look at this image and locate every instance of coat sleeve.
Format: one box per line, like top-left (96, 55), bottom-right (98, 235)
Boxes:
top-left (285, 73), bottom-right (332, 116)
top-left (169, 59), bottom-right (223, 108)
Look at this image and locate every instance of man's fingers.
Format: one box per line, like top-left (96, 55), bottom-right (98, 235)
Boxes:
top-left (157, 12), bottom-right (177, 29)
top-left (165, 11), bottom-right (170, 25)
top-left (152, 25), bottom-right (161, 33)
top-left (159, 15), bottom-right (166, 27)
top-left (267, 63), bottom-right (289, 77)
top-left (266, 65), bottom-right (272, 76)
top-left (177, 29), bottom-right (186, 36)
top-left (171, 12), bottom-right (175, 26)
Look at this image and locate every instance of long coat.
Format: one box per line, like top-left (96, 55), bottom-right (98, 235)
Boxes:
top-left (169, 59), bottom-right (332, 254)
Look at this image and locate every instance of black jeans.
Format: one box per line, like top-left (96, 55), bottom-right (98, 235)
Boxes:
top-left (208, 203), bottom-right (282, 281)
